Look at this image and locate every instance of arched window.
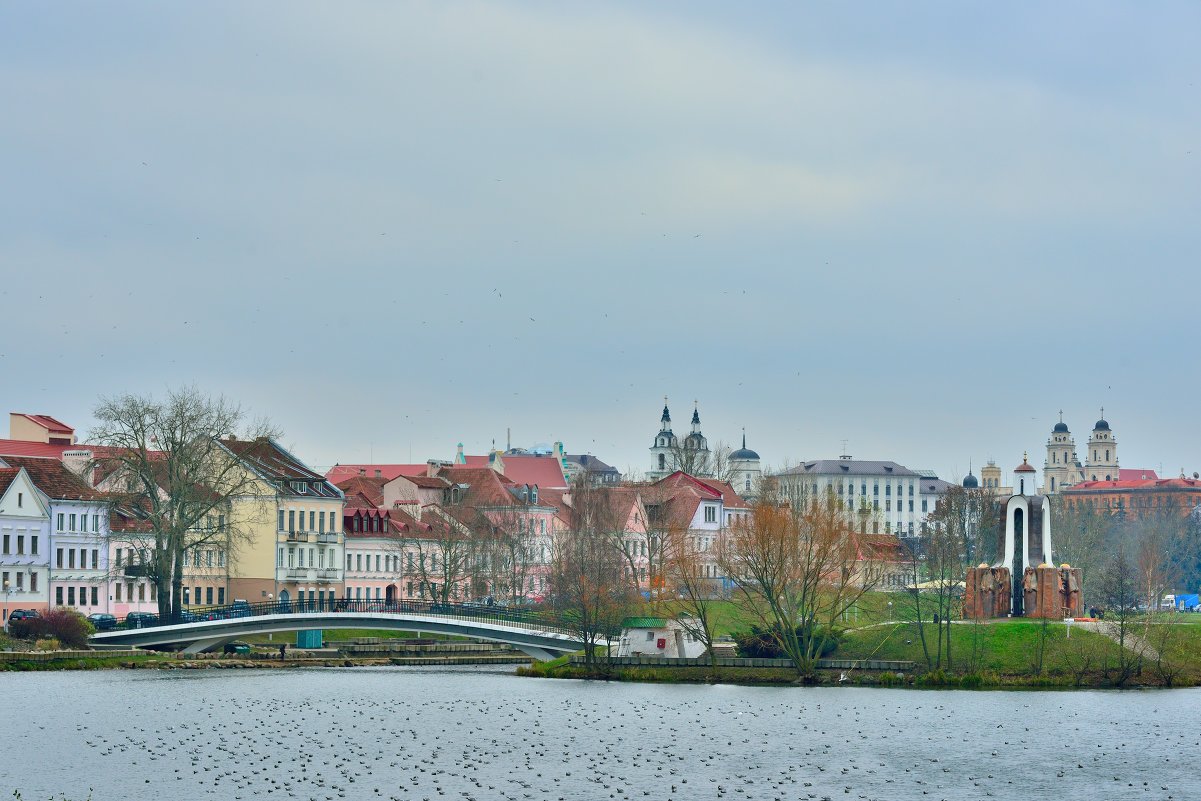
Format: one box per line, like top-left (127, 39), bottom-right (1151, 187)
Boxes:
top-left (658, 453), bottom-right (666, 471)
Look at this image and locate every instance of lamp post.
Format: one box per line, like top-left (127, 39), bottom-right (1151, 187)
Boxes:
top-left (2, 580), bottom-right (11, 633)
top-left (887, 600), bottom-right (893, 624)
top-left (267, 594), bottom-right (274, 641)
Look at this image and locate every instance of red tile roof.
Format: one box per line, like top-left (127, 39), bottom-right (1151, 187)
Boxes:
top-left (0, 468), bottom-right (18, 497)
top-left (460, 454), bottom-right (568, 489)
top-left (325, 464), bottom-right (428, 483)
top-left (0, 456), bottom-right (102, 500)
top-left (0, 439), bottom-right (73, 459)
top-left (1118, 468), bottom-right (1160, 481)
top-left (1066, 477), bottom-right (1201, 492)
top-left (335, 476), bottom-right (387, 507)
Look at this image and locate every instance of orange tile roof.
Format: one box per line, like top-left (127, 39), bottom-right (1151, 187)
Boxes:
top-left (0, 455), bottom-right (102, 500)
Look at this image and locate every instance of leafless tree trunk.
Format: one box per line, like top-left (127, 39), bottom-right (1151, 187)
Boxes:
top-left (550, 481), bottom-right (636, 670)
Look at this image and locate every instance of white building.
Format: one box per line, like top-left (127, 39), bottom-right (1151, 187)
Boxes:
top-left (616, 616), bottom-right (708, 659)
top-left (728, 430), bottom-right (762, 501)
top-left (774, 456), bottom-right (922, 539)
top-left (0, 467), bottom-right (51, 621)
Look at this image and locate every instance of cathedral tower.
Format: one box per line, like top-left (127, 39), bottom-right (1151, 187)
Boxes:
top-left (648, 398), bottom-right (678, 480)
top-left (1042, 412), bottom-right (1083, 494)
top-left (1085, 410), bottom-right (1119, 482)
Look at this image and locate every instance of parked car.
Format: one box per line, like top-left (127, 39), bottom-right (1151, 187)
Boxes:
top-left (222, 641), bottom-right (252, 655)
top-left (86, 613), bottom-right (117, 631)
top-left (4, 609), bottom-right (40, 632)
top-left (124, 612), bottom-right (160, 629)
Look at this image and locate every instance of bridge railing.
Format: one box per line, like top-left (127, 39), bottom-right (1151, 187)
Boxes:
top-left (109, 598), bottom-right (574, 636)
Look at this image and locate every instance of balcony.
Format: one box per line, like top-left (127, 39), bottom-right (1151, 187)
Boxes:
top-left (285, 530), bottom-right (310, 543)
top-left (123, 564), bottom-right (151, 578)
top-left (316, 568), bottom-right (341, 582)
top-left (283, 568), bottom-right (314, 581)
top-left (317, 532), bottom-right (339, 544)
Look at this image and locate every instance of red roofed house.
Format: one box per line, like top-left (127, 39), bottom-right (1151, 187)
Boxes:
top-left (1061, 475), bottom-right (1201, 519)
top-left (9, 413), bottom-right (76, 446)
top-left (642, 471), bottom-right (751, 591)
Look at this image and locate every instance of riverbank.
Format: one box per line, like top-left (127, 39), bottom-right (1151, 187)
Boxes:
top-left (519, 619), bottom-right (1201, 689)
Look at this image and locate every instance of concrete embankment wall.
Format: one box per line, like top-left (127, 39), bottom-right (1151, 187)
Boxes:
top-left (571, 656), bottom-right (916, 671)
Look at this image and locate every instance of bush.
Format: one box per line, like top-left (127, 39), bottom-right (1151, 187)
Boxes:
top-left (10, 609), bottom-right (93, 648)
top-left (34, 638), bottom-right (61, 651)
top-left (733, 624), bottom-right (840, 659)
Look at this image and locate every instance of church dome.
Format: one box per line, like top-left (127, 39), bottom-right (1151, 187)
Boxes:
top-left (1052, 422), bottom-right (1069, 433)
top-left (962, 472), bottom-right (979, 489)
top-left (730, 432), bottom-right (759, 461)
top-left (1094, 418), bottom-right (1110, 431)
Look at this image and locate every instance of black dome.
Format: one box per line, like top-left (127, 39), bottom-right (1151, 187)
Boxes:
top-left (1094, 419), bottom-right (1110, 431)
top-left (730, 447), bottom-right (760, 461)
top-left (1053, 422), bottom-right (1069, 433)
top-left (962, 473), bottom-right (979, 489)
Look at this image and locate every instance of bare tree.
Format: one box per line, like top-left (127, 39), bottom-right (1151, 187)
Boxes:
top-left (549, 481), bottom-right (636, 669)
top-left (661, 522), bottom-right (723, 675)
top-left (664, 440), bottom-right (736, 482)
top-left (89, 387), bottom-right (278, 623)
top-left (719, 490), bottom-right (883, 679)
top-left (1049, 497), bottom-right (1113, 608)
top-left (403, 509), bottom-right (476, 604)
top-left (1096, 545), bottom-right (1145, 686)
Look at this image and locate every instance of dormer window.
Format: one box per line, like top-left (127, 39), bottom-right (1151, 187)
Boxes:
top-left (291, 481), bottom-right (307, 494)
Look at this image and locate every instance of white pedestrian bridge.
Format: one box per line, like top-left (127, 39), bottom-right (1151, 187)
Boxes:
top-left (89, 599), bottom-right (586, 660)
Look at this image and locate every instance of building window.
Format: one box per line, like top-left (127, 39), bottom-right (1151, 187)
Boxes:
top-left (56, 548), bottom-right (63, 568)
top-left (69, 513), bottom-right (77, 531)
top-left (93, 514), bottom-right (100, 532)
top-left (56, 587), bottom-right (64, 605)
top-left (921, 500), bottom-right (928, 513)
top-left (115, 583), bottom-right (122, 601)
top-left (289, 510), bottom-right (296, 531)
top-left (704, 506), bottom-right (716, 523)
top-left (91, 587), bottom-right (98, 606)
top-left (29, 572), bottom-right (36, 592)
top-left (206, 587), bottom-right (214, 605)
top-left (885, 485), bottom-right (891, 497)
top-left (309, 511), bottom-right (316, 531)
top-left (218, 588), bottom-right (225, 605)
top-left (329, 511), bottom-right (336, 532)
top-left (885, 500), bottom-right (891, 511)
top-left (57, 513), bottom-right (64, 531)
top-left (68, 549), bottom-right (74, 568)
top-left (68, 586), bottom-right (76, 606)
top-left (278, 509), bottom-right (285, 531)
top-left (319, 514), bottom-right (325, 533)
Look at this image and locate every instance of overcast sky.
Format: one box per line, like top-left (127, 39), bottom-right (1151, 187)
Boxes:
top-left (3, 2), bottom-right (1199, 483)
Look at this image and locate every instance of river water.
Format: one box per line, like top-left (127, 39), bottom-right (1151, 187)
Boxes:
top-left (1, 666), bottom-right (1197, 801)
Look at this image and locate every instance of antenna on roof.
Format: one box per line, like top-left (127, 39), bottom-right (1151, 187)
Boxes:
top-left (840, 439), bottom-right (848, 456)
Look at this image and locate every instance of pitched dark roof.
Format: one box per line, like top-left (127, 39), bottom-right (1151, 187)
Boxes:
top-left (0, 456), bottom-right (102, 500)
top-left (778, 459), bottom-right (918, 477)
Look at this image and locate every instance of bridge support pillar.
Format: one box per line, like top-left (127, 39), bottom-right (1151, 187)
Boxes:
top-left (513, 645), bottom-right (561, 662)
top-left (181, 637), bottom-right (235, 655)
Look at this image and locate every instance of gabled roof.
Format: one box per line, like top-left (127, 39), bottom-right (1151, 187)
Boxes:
top-left (221, 438), bottom-right (341, 498)
top-left (325, 464), bottom-right (429, 483)
top-left (566, 454), bottom-right (619, 473)
top-left (13, 414), bottom-right (73, 435)
top-left (460, 454), bottom-right (568, 489)
top-left (692, 477), bottom-right (750, 510)
top-left (0, 468), bottom-right (18, 497)
top-left (395, 474), bottom-right (451, 490)
top-left (335, 476), bottom-right (387, 507)
top-left (0, 455), bottom-right (102, 500)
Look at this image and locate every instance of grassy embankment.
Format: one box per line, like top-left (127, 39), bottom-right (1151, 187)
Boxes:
top-left (528, 594), bottom-right (1201, 688)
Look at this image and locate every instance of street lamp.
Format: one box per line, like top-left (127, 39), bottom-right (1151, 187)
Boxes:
top-left (887, 600), bottom-right (893, 623)
top-left (2, 580), bottom-right (10, 633)
top-left (267, 594), bottom-right (274, 641)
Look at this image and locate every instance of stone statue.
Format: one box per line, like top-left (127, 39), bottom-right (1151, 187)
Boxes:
top-left (1023, 567), bottom-right (1038, 618)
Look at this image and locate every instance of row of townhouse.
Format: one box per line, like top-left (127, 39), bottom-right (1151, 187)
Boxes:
top-left (336, 466), bottom-right (557, 604)
top-left (0, 435), bottom-right (347, 622)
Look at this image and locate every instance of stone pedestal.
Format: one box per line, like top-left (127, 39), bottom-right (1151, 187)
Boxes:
top-left (1025, 565), bottom-right (1083, 619)
top-left (963, 566), bottom-right (1012, 619)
